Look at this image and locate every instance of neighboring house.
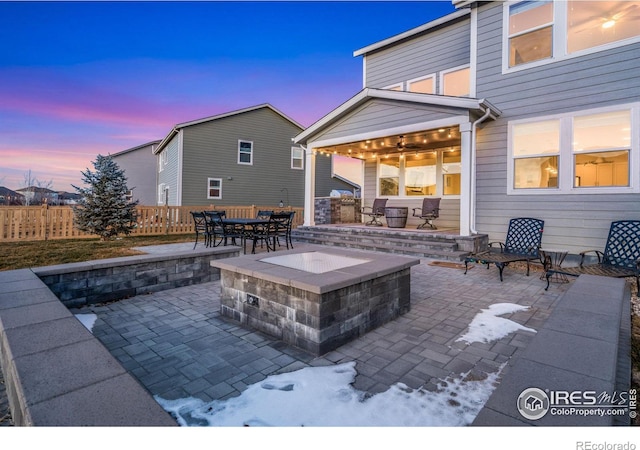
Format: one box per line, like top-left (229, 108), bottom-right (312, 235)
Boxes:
top-left (295, 1), bottom-right (640, 254)
top-left (15, 186), bottom-right (58, 205)
top-left (110, 141), bottom-right (161, 205)
top-left (0, 187), bottom-right (24, 205)
top-left (57, 191), bottom-right (82, 205)
top-left (153, 103), bottom-right (349, 208)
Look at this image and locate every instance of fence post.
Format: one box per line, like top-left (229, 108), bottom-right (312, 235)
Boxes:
top-left (42, 203), bottom-right (49, 241)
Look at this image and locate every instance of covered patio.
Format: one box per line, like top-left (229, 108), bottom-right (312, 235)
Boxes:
top-left (295, 88), bottom-right (500, 235)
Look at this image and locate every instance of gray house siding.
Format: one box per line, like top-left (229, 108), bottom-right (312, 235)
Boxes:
top-left (157, 135), bottom-right (181, 206)
top-left (110, 141), bottom-right (158, 206)
top-left (473, 2), bottom-right (640, 253)
top-left (179, 107), bottom-right (304, 207)
top-left (365, 15), bottom-right (471, 91)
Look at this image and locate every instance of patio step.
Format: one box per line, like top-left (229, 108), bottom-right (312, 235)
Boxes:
top-left (290, 226), bottom-right (472, 261)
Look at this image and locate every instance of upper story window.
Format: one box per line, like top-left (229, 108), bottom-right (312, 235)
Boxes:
top-left (505, 1), bottom-right (640, 71)
top-left (508, 104), bottom-right (637, 194)
top-left (159, 150), bottom-right (168, 172)
top-left (384, 82), bottom-right (403, 91)
top-left (238, 140), bottom-right (253, 165)
top-left (291, 147), bottom-right (303, 170)
top-left (441, 66), bottom-right (470, 97)
top-left (407, 75), bottom-right (435, 94)
top-left (508, 1), bottom-right (554, 67)
top-left (207, 178), bottom-right (222, 199)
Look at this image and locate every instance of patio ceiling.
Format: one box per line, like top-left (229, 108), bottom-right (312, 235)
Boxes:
top-left (314, 127), bottom-right (461, 159)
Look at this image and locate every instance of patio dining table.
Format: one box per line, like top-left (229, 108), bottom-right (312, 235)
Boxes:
top-left (222, 217), bottom-right (271, 254)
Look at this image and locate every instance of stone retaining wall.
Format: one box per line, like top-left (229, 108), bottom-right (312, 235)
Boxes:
top-left (0, 245), bottom-right (238, 425)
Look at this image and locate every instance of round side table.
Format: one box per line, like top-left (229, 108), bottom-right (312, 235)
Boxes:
top-left (539, 248), bottom-right (569, 283)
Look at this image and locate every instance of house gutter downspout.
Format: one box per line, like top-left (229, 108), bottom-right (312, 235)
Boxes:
top-left (469, 106), bottom-right (492, 235)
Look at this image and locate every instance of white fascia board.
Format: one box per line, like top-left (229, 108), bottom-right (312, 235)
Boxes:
top-left (353, 9), bottom-right (470, 57)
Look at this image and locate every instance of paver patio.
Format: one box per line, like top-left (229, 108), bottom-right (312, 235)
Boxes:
top-left (64, 244), bottom-right (569, 422)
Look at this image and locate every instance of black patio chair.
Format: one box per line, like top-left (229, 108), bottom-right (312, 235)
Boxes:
top-left (250, 212), bottom-right (291, 254)
top-left (204, 210), bottom-right (240, 248)
top-left (256, 210), bottom-right (274, 220)
top-left (544, 220), bottom-right (640, 291)
top-left (362, 198), bottom-right (388, 226)
top-left (412, 197), bottom-right (441, 229)
top-left (190, 211), bottom-right (210, 249)
top-left (273, 210), bottom-right (295, 249)
top-left (464, 217), bottom-right (544, 282)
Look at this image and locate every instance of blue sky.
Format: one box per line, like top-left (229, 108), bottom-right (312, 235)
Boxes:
top-left (0, 1), bottom-right (456, 191)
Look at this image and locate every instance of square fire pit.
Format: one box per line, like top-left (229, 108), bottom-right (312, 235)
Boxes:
top-left (210, 245), bottom-right (420, 355)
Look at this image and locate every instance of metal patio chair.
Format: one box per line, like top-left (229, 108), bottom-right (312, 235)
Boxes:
top-left (362, 198), bottom-right (388, 226)
top-left (464, 217), bottom-right (544, 282)
top-left (190, 211), bottom-right (210, 248)
top-left (412, 197), bottom-right (441, 229)
top-left (544, 220), bottom-right (640, 291)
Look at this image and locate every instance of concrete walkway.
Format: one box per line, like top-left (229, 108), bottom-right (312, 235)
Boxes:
top-left (67, 245), bottom-right (568, 422)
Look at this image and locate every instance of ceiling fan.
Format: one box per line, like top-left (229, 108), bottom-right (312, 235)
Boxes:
top-left (396, 136), bottom-right (421, 150)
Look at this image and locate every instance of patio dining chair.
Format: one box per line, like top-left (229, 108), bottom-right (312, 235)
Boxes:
top-left (249, 212), bottom-right (292, 254)
top-left (544, 220), bottom-right (640, 291)
top-left (274, 210), bottom-right (295, 249)
top-left (362, 198), bottom-right (388, 226)
top-left (412, 197), bottom-right (441, 229)
top-left (190, 211), bottom-right (209, 249)
top-left (204, 210), bottom-right (240, 248)
top-left (464, 217), bottom-right (544, 282)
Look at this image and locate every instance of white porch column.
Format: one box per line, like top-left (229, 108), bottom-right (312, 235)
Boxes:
top-left (304, 146), bottom-right (316, 226)
top-left (459, 122), bottom-right (472, 236)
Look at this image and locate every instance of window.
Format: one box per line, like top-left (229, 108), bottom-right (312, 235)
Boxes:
top-left (441, 66), bottom-right (470, 97)
top-left (568, 1), bottom-right (640, 54)
top-left (508, 1), bottom-right (554, 67)
top-left (379, 156), bottom-right (400, 196)
top-left (291, 147), bottom-right (304, 170)
top-left (405, 153), bottom-right (436, 195)
top-left (207, 178), bottom-right (222, 199)
top-left (512, 119), bottom-right (560, 189)
top-left (442, 150), bottom-right (462, 195)
top-left (378, 148), bottom-right (461, 197)
top-left (573, 110), bottom-right (630, 188)
top-left (238, 140), bottom-right (253, 165)
top-left (509, 105), bottom-right (636, 194)
top-left (384, 82), bottom-right (403, 91)
top-left (157, 184), bottom-right (168, 205)
top-left (505, 1), bottom-right (640, 70)
top-left (159, 151), bottom-right (167, 172)
top-left (407, 75), bottom-right (435, 94)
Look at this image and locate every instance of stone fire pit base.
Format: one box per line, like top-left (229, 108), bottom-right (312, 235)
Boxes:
top-left (211, 245), bottom-right (420, 355)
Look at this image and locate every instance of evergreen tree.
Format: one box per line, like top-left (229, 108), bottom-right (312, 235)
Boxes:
top-left (72, 154), bottom-right (138, 241)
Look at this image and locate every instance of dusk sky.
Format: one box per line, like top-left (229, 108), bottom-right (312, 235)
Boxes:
top-left (0, 1), bottom-right (456, 192)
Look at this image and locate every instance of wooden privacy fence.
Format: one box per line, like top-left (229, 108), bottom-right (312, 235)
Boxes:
top-left (0, 204), bottom-right (304, 242)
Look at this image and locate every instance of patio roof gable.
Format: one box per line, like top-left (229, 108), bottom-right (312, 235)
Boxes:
top-left (294, 88), bottom-right (500, 145)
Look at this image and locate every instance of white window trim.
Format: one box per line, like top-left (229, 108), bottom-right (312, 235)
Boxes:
top-left (237, 140), bottom-right (253, 165)
top-left (407, 74), bottom-right (436, 94)
top-left (207, 177), bottom-right (223, 200)
top-left (507, 102), bottom-right (640, 195)
top-left (439, 64), bottom-right (471, 97)
top-left (291, 147), bottom-right (304, 170)
top-left (502, 1), bottom-right (640, 74)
